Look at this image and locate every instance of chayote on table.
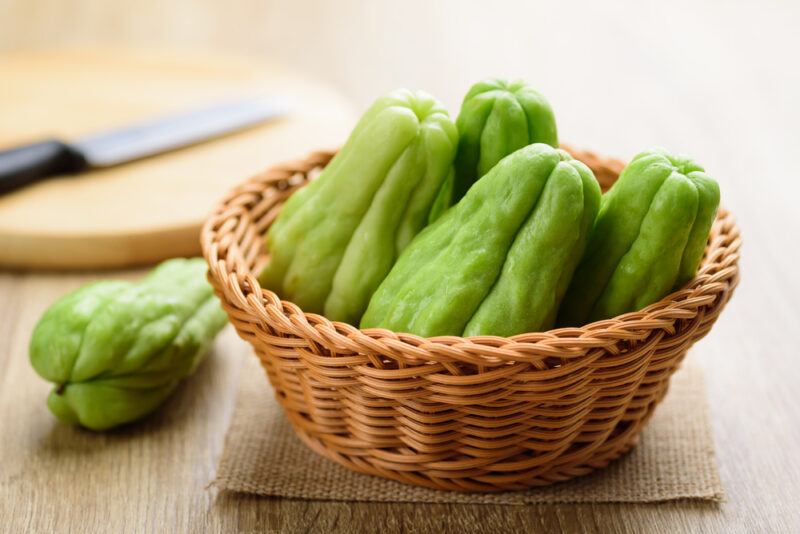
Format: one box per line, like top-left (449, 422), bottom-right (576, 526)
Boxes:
top-left (29, 258), bottom-right (228, 431)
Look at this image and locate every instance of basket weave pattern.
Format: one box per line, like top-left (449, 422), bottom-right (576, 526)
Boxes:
top-left (201, 146), bottom-right (740, 492)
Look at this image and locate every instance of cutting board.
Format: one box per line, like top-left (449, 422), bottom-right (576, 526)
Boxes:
top-left (0, 48), bottom-right (355, 270)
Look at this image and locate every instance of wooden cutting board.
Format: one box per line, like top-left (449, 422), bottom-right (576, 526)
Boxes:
top-left (0, 48), bottom-right (355, 270)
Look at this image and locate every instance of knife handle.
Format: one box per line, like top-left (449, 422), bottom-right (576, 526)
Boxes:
top-left (0, 139), bottom-right (88, 195)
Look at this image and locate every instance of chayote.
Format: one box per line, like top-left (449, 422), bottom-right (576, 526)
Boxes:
top-left (259, 88), bottom-right (458, 325)
top-left (429, 79), bottom-right (558, 221)
top-left (29, 258), bottom-right (228, 431)
top-left (362, 143), bottom-right (600, 337)
top-left (557, 148), bottom-right (720, 326)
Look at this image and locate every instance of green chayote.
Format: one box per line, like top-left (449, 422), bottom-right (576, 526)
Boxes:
top-left (29, 258), bottom-right (228, 430)
top-left (429, 78), bottom-right (558, 221)
top-left (259, 88), bottom-right (458, 325)
top-left (558, 148), bottom-right (720, 326)
top-left (362, 143), bottom-right (600, 337)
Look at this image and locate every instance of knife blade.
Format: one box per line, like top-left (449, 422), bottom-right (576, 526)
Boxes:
top-left (0, 96), bottom-right (290, 195)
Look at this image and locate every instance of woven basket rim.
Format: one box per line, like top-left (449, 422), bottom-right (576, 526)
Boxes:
top-left (201, 145), bottom-right (741, 368)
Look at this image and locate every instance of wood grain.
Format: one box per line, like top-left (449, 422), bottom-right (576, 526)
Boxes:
top-left (0, 49), bottom-right (354, 269)
top-left (1, 0), bottom-right (800, 532)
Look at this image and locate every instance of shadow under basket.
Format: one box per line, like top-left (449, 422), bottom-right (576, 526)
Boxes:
top-left (201, 146), bottom-right (741, 492)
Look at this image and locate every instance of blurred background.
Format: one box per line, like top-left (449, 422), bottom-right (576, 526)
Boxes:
top-left (2, 0), bottom-right (798, 157)
top-left (2, 0), bottom-right (799, 267)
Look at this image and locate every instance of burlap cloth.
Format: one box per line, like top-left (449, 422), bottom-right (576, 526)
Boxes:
top-left (214, 356), bottom-right (723, 504)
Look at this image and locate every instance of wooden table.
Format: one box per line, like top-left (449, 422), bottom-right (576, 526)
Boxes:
top-left (2, 1), bottom-right (799, 532)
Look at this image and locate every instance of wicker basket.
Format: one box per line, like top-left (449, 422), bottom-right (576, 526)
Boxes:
top-left (201, 146), bottom-right (740, 492)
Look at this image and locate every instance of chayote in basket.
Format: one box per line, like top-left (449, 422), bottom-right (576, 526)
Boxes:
top-left (558, 148), bottom-right (720, 326)
top-left (455, 78), bottom-right (559, 201)
top-left (430, 78), bottom-right (558, 221)
top-left (362, 143), bottom-right (601, 337)
top-left (259, 88), bottom-right (458, 325)
top-left (29, 258), bottom-right (228, 431)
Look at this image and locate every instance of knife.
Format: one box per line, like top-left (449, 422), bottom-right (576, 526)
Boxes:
top-left (0, 96), bottom-right (290, 195)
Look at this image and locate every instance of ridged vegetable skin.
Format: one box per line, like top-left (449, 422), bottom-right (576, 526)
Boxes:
top-left (29, 258), bottom-right (228, 430)
top-left (558, 148), bottom-right (720, 326)
top-left (259, 89), bottom-right (458, 324)
top-left (429, 78), bottom-right (558, 221)
top-left (362, 143), bottom-right (600, 337)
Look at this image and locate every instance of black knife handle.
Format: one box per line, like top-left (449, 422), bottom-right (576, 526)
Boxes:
top-left (0, 139), bottom-right (88, 195)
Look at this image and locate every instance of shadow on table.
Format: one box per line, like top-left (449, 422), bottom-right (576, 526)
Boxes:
top-left (34, 344), bottom-right (227, 452)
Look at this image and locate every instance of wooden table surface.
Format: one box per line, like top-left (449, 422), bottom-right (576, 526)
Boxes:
top-left (1, 1), bottom-right (799, 532)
